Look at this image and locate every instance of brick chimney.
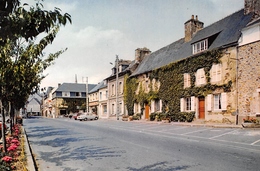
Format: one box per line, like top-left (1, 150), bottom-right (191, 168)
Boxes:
top-left (184, 15), bottom-right (204, 42)
top-left (244, 0), bottom-right (260, 18)
top-left (135, 47), bottom-right (151, 63)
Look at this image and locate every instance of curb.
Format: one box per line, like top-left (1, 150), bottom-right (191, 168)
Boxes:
top-left (23, 127), bottom-right (37, 171)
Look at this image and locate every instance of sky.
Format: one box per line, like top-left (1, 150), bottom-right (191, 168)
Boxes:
top-left (22, 0), bottom-right (244, 89)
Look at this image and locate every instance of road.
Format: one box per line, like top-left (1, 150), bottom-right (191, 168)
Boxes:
top-left (23, 117), bottom-right (260, 171)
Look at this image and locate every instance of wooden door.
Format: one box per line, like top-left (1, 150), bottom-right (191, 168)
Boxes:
top-left (199, 97), bottom-right (205, 119)
top-left (145, 104), bottom-right (149, 119)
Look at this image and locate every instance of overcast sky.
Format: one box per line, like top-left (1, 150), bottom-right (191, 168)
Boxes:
top-left (23, 0), bottom-right (244, 89)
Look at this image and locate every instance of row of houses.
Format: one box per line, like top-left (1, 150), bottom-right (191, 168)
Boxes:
top-left (28, 0), bottom-right (260, 124)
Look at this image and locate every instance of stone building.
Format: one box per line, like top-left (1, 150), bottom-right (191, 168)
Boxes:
top-left (238, 13), bottom-right (260, 122)
top-left (129, 0), bottom-right (259, 124)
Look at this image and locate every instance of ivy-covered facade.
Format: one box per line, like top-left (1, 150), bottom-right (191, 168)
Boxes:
top-left (124, 5), bottom-right (258, 124)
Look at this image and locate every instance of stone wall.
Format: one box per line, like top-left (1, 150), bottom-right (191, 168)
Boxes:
top-left (238, 40), bottom-right (260, 122)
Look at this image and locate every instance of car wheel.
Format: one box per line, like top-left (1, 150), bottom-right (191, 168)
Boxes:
top-left (95, 117), bottom-right (98, 120)
top-left (84, 118), bottom-right (87, 121)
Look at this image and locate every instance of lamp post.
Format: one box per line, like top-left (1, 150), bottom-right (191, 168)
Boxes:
top-left (115, 55), bottom-right (119, 120)
top-left (41, 87), bottom-right (46, 117)
top-left (85, 77), bottom-right (88, 113)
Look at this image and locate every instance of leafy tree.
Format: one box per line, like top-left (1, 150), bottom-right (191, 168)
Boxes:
top-left (0, 0), bottom-right (71, 153)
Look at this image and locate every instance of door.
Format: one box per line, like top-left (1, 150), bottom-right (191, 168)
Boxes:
top-left (145, 104), bottom-right (149, 119)
top-left (199, 97), bottom-right (205, 119)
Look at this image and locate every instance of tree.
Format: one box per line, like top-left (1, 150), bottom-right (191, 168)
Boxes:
top-left (0, 0), bottom-right (71, 153)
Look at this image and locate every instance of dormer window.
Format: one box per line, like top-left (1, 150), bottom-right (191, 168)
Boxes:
top-left (193, 39), bottom-right (208, 54)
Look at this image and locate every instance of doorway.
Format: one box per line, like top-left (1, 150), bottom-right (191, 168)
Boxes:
top-left (198, 97), bottom-right (205, 119)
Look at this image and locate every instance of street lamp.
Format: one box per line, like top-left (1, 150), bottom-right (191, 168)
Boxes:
top-left (85, 77), bottom-right (88, 113)
top-left (41, 87), bottom-right (46, 117)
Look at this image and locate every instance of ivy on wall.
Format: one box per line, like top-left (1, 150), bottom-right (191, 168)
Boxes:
top-left (124, 49), bottom-right (232, 117)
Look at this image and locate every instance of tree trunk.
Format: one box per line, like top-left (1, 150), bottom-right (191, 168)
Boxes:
top-left (1, 100), bottom-right (7, 153)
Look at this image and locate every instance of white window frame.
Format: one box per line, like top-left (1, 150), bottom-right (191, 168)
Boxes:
top-left (211, 64), bottom-right (222, 83)
top-left (196, 68), bottom-right (206, 86)
top-left (193, 39), bottom-right (208, 54)
top-left (208, 93), bottom-right (227, 111)
top-left (180, 96), bottom-right (195, 112)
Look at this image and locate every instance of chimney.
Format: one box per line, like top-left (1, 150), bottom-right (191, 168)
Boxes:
top-left (184, 15), bottom-right (204, 42)
top-left (244, 0), bottom-right (260, 18)
top-left (135, 47), bottom-right (151, 63)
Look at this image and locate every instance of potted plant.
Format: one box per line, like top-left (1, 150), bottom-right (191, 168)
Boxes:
top-left (122, 115), bottom-right (128, 121)
top-left (242, 117), bottom-right (260, 128)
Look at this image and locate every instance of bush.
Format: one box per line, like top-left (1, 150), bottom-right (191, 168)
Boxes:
top-left (169, 112), bottom-right (195, 122)
top-left (184, 112), bottom-right (195, 122)
top-left (150, 113), bottom-right (157, 121)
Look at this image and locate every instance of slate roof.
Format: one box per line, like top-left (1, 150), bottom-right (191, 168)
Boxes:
top-left (55, 83), bottom-right (96, 93)
top-left (89, 80), bottom-right (107, 93)
top-left (131, 9), bottom-right (253, 77)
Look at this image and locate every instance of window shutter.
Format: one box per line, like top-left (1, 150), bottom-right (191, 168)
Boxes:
top-left (184, 74), bottom-right (187, 88)
top-left (221, 93), bottom-right (227, 110)
top-left (202, 69), bottom-right (206, 84)
top-left (207, 94), bottom-right (212, 111)
top-left (191, 96), bottom-right (195, 111)
top-left (151, 100), bottom-right (155, 113)
top-left (180, 98), bottom-right (184, 112)
top-left (160, 100), bottom-right (162, 112)
top-left (217, 64), bottom-right (222, 82)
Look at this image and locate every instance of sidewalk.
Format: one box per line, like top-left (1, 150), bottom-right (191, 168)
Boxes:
top-left (107, 116), bottom-right (243, 128)
top-left (23, 127), bottom-right (36, 171)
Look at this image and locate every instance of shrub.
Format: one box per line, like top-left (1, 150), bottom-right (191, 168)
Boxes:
top-left (184, 112), bottom-right (195, 122)
top-left (150, 113), bottom-right (157, 121)
top-left (169, 112), bottom-right (195, 122)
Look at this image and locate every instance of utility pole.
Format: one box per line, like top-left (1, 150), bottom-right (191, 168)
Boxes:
top-left (86, 77), bottom-right (88, 113)
top-left (115, 55), bottom-right (119, 120)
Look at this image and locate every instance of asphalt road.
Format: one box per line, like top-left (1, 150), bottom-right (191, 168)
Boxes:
top-left (23, 117), bottom-right (260, 171)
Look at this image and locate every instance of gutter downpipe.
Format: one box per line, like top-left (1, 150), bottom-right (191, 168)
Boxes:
top-left (236, 45), bottom-right (239, 125)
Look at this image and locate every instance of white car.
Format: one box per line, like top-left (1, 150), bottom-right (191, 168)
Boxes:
top-left (77, 113), bottom-right (98, 121)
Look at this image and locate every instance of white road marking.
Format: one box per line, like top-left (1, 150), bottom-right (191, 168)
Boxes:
top-left (251, 139), bottom-right (260, 145)
top-left (181, 128), bottom-right (211, 135)
top-left (209, 130), bottom-right (237, 139)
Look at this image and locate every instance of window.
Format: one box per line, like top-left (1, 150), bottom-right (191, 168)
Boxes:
top-left (62, 92), bottom-right (70, 97)
top-left (75, 92), bottom-right (81, 97)
top-left (103, 105), bottom-right (107, 113)
top-left (184, 73), bottom-right (191, 88)
top-left (112, 84), bottom-right (115, 96)
top-left (119, 82), bottom-right (123, 94)
top-left (100, 92), bottom-right (102, 100)
top-left (193, 39), bottom-right (208, 54)
top-left (196, 68), bottom-right (206, 86)
top-left (145, 80), bottom-right (149, 92)
top-left (119, 102), bottom-right (122, 114)
top-left (186, 97), bottom-right (191, 111)
top-left (214, 94), bottom-right (222, 110)
top-left (207, 93), bottom-right (227, 111)
top-left (106, 91), bottom-right (108, 98)
top-left (211, 64), bottom-right (222, 83)
top-left (180, 97), bottom-right (195, 112)
top-left (154, 99), bottom-right (160, 112)
top-left (112, 104), bottom-right (115, 114)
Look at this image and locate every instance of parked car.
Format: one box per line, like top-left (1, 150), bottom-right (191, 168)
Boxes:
top-left (73, 113), bottom-right (82, 120)
top-left (77, 113), bottom-right (98, 121)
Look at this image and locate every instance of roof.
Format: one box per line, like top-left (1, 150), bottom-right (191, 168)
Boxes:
top-left (131, 9), bottom-right (253, 77)
top-left (55, 83), bottom-right (96, 93)
top-left (89, 80), bottom-right (107, 93)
